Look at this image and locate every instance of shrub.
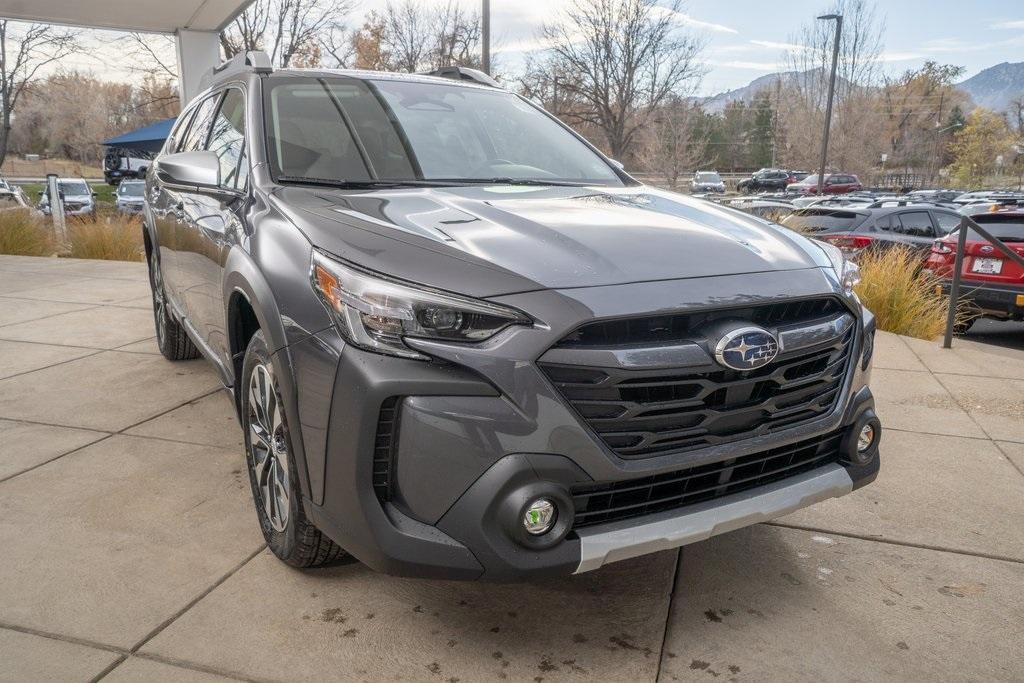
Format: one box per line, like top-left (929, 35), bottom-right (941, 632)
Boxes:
top-left (853, 246), bottom-right (959, 340)
top-left (67, 214), bottom-right (144, 262)
top-left (0, 209), bottom-right (54, 256)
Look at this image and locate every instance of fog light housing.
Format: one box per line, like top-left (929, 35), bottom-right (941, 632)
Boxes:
top-left (857, 423), bottom-right (876, 453)
top-left (523, 498), bottom-right (557, 535)
top-left (842, 410), bottom-right (881, 466)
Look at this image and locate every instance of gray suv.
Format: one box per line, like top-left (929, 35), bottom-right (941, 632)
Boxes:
top-left (144, 51), bottom-right (880, 580)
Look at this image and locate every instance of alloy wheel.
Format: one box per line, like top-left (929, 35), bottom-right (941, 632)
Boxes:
top-left (150, 253), bottom-right (167, 345)
top-left (247, 363), bottom-right (291, 532)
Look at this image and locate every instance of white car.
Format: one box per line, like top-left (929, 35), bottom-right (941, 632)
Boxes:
top-left (38, 178), bottom-right (96, 216)
top-left (691, 171), bottom-right (726, 193)
top-left (115, 180), bottom-right (146, 214)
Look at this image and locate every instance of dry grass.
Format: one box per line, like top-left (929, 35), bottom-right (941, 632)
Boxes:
top-left (0, 209), bottom-right (55, 256)
top-left (67, 214), bottom-right (145, 261)
top-left (854, 246), bottom-right (960, 340)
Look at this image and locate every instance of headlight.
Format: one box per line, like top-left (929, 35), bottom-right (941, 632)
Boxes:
top-left (311, 252), bottom-right (531, 359)
top-left (815, 240), bottom-right (861, 294)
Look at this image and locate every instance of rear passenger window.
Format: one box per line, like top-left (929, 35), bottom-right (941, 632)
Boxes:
top-left (178, 95), bottom-right (221, 153)
top-left (874, 215), bottom-right (892, 231)
top-left (935, 212), bottom-right (961, 234)
top-left (897, 212), bottom-right (935, 237)
top-left (206, 89), bottom-right (248, 190)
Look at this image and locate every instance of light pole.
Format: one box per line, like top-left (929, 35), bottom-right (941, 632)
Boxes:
top-left (482, 0), bottom-right (491, 75)
top-left (816, 13), bottom-right (842, 195)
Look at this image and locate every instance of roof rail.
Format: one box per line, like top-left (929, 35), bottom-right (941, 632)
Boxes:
top-left (199, 50), bottom-right (273, 92)
top-left (423, 66), bottom-right (500, 88)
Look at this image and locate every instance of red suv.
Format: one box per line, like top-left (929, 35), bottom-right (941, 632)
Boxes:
top-left (787, 173), bottom-right (863, 195)
top-left (925, 209), bottom-right (1024, 328)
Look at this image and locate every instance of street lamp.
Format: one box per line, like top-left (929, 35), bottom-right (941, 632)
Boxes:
top-left (482, 0), bottom-right (491, 75)
top-left (816, 13), bottom-right (842, 195)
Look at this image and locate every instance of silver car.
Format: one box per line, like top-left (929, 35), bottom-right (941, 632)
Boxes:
top-left (38, 178), bottom-right (96, 216)
top-left (116, 180), bottom-right (146, 214)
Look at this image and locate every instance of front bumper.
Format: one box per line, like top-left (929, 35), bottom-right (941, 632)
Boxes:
top-left (938, 280), bottom-right (1024, 320)
top-left (288, 269), bottom-right (879, 580)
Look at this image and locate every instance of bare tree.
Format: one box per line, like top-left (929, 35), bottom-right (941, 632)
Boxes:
top-left (532, 0), bottom-right (705, 162)
top-left (351, 1), bottom-right (484, 74)
top-left (775, 0), bottom-right (886, 178)
top-left (786, 0), bottom-right (883, 107)
top-left (221, 0), bottom-right (354, 68)
top-left (640, 96), bottom-right (709, 189)
top-left (114, 33), bottom-right (180, 113)
top-left (0, 21), bottom-right (79, 166)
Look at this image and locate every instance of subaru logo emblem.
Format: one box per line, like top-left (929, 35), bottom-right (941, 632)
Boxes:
top-left (714, 326), bottom-right (779, 371)
top-left (980, 245), bottom-right (994, 254)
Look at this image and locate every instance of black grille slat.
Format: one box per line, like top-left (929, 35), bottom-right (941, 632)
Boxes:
top-left (372, 397), bottom-right (401, 502)
top-left (540, 298), bottom-right (855, 459)
top-left (571, 433), bottom-right (843, 528)
top-left (556, 297), bottom-right (844, 348)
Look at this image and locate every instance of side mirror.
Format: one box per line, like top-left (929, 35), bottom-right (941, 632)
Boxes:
top-left (91, 192), bottom-right (98, 198)
top-left (154, 151), bottom-right (227, 196)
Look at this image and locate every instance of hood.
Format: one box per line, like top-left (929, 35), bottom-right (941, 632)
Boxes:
top-left (276, 184), bottom-right (829, 298)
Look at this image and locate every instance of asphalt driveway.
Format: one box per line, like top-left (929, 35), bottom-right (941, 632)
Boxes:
top-left (0, 254), bottom-right (1022, 682)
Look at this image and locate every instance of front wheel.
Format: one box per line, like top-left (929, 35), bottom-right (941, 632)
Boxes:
top-left (241, 330), bottom-right (348, 567)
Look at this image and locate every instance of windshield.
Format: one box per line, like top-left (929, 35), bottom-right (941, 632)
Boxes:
top-left (61, 181), bottom-right (89, 196)
top-left (264, 76), bottom-right (622, 186)
top-left (695, 172), bottom-right (721, 182)
top-left (118, 183), bottom-right (145, 197)
top-left (955, 215), bottom-right (1024, 243)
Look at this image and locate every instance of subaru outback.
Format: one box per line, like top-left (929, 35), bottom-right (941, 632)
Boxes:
top-left (143, 51), bottom-right (880, 580)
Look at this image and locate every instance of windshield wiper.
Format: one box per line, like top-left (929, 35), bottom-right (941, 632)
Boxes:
top-left (276, 176), bottom-right (457, 189)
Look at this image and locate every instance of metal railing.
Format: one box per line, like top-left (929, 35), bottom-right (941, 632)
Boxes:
top-left (942, 213), bottom-right (1024, 348)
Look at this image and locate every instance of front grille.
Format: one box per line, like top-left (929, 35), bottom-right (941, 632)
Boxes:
top-left (372, 397), bottom-right (400, 502)
top-left (539, 298), bottom-right (854, 459)
top-left (570, 431), bottom-right (843, 529)
top-left (556, 297), bottom-right (844, 348)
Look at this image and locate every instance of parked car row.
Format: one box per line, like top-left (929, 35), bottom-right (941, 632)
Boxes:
top-left (716, 187), bottom-right (1023, 332)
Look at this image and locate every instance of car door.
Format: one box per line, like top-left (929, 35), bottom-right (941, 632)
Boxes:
top-left (155, 94), bottom-right (221, 315)
top-left (149, 105), bottom-right (199, 307)
top-left (895, 210), bottom-right (938, 254)
top-left (167, 93), bottom-right (223, 342)
top-left (178, 87), bottom-right (249, 372)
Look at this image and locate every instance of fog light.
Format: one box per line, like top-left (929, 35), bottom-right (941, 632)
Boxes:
top-left (523, 498), bottom-right (557, 535)
top-left (857, 423), bottom-right (876, 452)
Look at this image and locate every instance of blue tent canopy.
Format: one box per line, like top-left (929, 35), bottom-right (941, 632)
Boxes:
top-left (102, 117), bottom-right (176, 154)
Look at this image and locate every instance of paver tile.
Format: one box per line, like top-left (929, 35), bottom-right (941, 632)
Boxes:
top-left (0, 306), bottom-right (153, 349)
top-left (870, 368), bottom-right (985, 438)
top-left (0, 435), bottom-right (264, 648)
top-left (0, 628), bottom-right (121, 683)
top-left (659, 525), bottom-right (1024, 681)
top-left (0, 339), bottom-right (96, 380)
top-left (0, 419), bottom-right (106, 480)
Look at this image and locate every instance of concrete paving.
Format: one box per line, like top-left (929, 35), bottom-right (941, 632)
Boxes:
top-left (0, 254), bottom-right (1022, 682)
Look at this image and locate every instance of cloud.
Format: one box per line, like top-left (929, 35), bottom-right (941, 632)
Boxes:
top-left (749, 39), bottom-right (803, 52)
top-left (649, 6), bottom-right (739, 34)
top-left (702, 59), bottom-right (780, 71)
top-left (990, 19), bottom-right (1024, 29)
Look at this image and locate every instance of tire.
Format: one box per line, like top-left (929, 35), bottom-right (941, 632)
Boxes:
top-left (148, 251), bottom-right (200, 361)
top-left (241, 330), bottom-right (348, 567)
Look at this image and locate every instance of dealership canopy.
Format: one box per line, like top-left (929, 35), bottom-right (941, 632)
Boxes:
top-left (0, 0), bottom-right (254, 103)
top-left (102, 117), bottom-right (177, 154)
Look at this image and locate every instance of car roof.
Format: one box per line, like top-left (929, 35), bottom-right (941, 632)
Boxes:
top-left (262, 67), bottom-right (503, 93)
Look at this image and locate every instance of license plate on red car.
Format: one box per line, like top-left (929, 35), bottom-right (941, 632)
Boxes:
top-left (971, 258), bottom-right (1003, 274)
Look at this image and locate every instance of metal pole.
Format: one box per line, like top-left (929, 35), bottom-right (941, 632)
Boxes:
top-left (942, 216), bottom-right (969, 348)
top-left (45, 173), bottom-right (68, 246)
top-left (817, 14), bottom-right (842, 196)
top-left (482, 0), bottom-right (491, 75)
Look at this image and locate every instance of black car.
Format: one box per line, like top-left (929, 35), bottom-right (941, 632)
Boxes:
top-left (736, 169), bottom-right (794, 194)
top-left (781, 204), bottom-right (963, 259)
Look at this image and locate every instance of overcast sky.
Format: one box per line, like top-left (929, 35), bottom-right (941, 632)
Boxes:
top-left (57, 0), bottom-right (1024, 96)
